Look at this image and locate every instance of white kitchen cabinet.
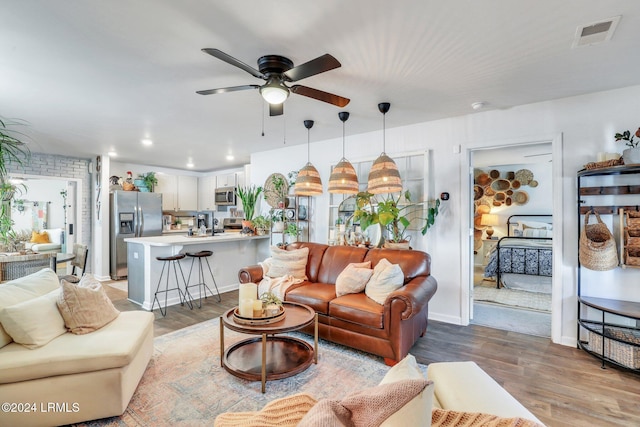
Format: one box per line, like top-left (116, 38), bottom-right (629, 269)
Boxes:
top-left (216, 173), bottom-right (236, 188)
top-left (157, 174), bottom-right (198, 211)
top-left (198, 176), bottom-right (216, 210)
top-left (177, 175), bottom-right (198, 211)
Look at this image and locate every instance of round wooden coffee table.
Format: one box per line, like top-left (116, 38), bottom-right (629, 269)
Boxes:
top-left (220, 301), bottom-right (318, 393)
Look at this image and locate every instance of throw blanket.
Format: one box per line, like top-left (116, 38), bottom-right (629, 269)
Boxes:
top-left (258, 260), bottom-right (303, 300)
top-left (431, 408), bottom-right (544, 427)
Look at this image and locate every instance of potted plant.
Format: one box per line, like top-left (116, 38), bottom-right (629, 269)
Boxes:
top-left (138, 172), bottom-right (158, 192)
top-left (253, 215), bottom-right (271, 236)
top-left (174, 218), bottom-right (182, 229)
top-left (615, 128), bottom-right (640, 164)
top-left (284, 222), bottom-right (299, 243)
top-left (260, 291), bottom-right (283, 316)
top-left (236, 185), bottom-right (263, 231)
top-left (270, 208), bottom-right (285, 232)
top-left (0, 117), bottom-right (31, 249)
top-left (270, 174), bottom-right (289, 208)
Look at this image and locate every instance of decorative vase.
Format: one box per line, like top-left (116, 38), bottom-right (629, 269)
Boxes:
top-left (298, 205), bottom-right (307, 220)
top-left (241, 220), bottom-right (255, 234)
top-left (623, 148), bottom-right (640, 165)
top-left (383, 240), bottom-right (411, 250)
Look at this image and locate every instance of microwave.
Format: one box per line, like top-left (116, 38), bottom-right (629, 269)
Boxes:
top-left (215, 187), bottom-right (236, 206)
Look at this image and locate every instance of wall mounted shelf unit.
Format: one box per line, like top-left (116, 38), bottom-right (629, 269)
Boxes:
top-left (577, 164), bottom-right (640, 372)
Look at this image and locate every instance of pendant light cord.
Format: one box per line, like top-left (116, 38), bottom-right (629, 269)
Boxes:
top-left (342, 120), bottom-right (346, 158)
top-left (307, 128), bottom-right (310, 162)
top-left (382, 112), bottom-right (386, 153)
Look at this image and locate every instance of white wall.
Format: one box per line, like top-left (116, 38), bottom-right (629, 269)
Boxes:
top-left (250, 84), bottom-right (640, 346)
top-left (11, 179), bottom-right (68, 230)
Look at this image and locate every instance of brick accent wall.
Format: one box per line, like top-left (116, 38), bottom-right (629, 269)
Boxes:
top-left (7, 152), bottom-right (92, 268)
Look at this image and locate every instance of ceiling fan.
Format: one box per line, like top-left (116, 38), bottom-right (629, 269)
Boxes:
top-left (196, 48), bottom-right (350, 116)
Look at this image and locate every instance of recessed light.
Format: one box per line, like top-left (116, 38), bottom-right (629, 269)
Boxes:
top-left (471, 101), bottom-right (487, 110)
top-left (108, 151), bottom-right (117, 157)
top-left (226, 155), bottom-right (234, 161)
top-left (186, 162), bottom-right (194, 168)
top-left (141, 139), bottom-right (153, 146)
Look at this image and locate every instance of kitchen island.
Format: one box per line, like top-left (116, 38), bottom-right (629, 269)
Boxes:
top-left (124, 233), bottom-right (270, 310)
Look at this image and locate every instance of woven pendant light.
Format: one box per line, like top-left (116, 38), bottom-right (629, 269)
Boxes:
top-left (295, 120), bottom-right (323, 196)
top-left (367, 102), bottom-right (402, 194)
top-left (328, 112), bottom-right (358, 194)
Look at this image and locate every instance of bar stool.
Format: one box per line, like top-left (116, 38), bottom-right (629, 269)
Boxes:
top-left (185, 250), bottom-right (221, 308)
top-left (151, 254), bottom-right (192, 317)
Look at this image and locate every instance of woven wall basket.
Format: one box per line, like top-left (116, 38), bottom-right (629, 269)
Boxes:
top-left (579, 211), bottom-right (619, 271)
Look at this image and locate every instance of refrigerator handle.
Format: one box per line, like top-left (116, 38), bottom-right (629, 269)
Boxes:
top-left (139, 206), bottom-right (144, 236)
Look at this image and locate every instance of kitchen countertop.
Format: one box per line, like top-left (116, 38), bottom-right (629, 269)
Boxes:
top-left (125, 233), bottom-right (269, 246)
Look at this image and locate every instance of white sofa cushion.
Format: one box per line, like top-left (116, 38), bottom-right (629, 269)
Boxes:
top-left (0, 268), bottom-right (61, 348)
top-left (365, 258), bottom-right (404, 304)
top-left (0, 311), bottom-right (154, 384)
top-left (427, 361), bottom-right (543, 424)
top-left (43, 228), bottom-right (63, 245)
top-left (57, 275), bottom-right (120, 334)
top-left (0, 289), bottom-right (66, 349)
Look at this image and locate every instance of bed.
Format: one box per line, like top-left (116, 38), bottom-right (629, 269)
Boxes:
top-left (483, 214), bottom-right (553, 289)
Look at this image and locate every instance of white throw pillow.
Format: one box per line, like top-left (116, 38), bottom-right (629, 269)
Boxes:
top-left (379, 354), bottom-right (433, 427)
top-left (365, 258), bottom-right (404, 305)
top-left (267, 246), bottom-right (309, 280)
top-left (0, 288), bottom-right (66, 349)
top-left (335, 261), bottom-right (373, 297)
top-left (522, 228), bottom-right (553, 238)
top-left (0, 268), bottom-right (61, 348)
top-left (518, 220), bottom-right (552, 230)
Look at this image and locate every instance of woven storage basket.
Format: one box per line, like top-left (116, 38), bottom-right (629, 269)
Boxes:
top-left (625, 249), bottom-right (640, 267)
top-left (625, 230), bottom-right (640, 248)
top-left (588, 325), bottom-right (640, 369)
top-left (579, 211), bottom-right (619, 270)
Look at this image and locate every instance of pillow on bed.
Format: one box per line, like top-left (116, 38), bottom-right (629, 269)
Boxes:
top-left (523, 228), bottom-right (552, 238)
top-left (518, 220), bottom-right (552, 230)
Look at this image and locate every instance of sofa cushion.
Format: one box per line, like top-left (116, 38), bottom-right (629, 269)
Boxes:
top-left (365, 248), bottom-right (431, 283)
top-left (30, 230), bottom-right (50, 243)
top-left (57, 275), bottom-right (120, 334)
top-left (285, 282), bottom-right (335, 315)
top-left (0, 268), bottom-right (61, 348)
top-left (0, 288), bottom-right (67, 349)
top-left (335, 261), bottom-right (373, 297)
top-left (0, 311), bottom-right (154, 384)
top-left (30, 242), bottom-right (62, 253)
top-left (365, 258), bottom-right (404, 305)
top-left (268, 246), bottom-right (309, 280)
top-left (317, 245), bottom-right (368, 285)
top-left (285, 242), bottom-right (329, 283)
top-left (329, 293), bottom-right (384, 329)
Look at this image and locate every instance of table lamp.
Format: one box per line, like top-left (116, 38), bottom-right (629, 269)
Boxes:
top-left (480, 214), bottom-right (499, 239)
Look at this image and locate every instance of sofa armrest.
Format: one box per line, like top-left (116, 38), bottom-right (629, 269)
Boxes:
top-left (238, 264), bottom-right (263, 284)
top-left (386, 275), bottom-right (437, 320)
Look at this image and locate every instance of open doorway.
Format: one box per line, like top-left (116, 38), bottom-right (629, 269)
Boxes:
top-left (470, 143), bottom-right (553, 337)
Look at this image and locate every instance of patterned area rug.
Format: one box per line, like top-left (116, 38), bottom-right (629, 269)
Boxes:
top-left (77, 317), bottom-right (415, 426)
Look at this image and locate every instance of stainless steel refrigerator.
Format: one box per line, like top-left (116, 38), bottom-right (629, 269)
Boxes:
top-left (110, 191), bottom-right (162, 280)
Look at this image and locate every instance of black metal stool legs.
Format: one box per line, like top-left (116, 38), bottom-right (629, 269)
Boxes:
top-left (151, 255), bottom-right (192, 317)
top-left (185, 251), bottom-right (222, 308)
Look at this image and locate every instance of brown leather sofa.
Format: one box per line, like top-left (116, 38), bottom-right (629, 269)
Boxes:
top-left (238, 242), bottom-right (437, 365)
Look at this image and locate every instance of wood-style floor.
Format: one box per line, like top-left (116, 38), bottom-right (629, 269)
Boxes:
top-left (104, 284), bottom-right (640, 427)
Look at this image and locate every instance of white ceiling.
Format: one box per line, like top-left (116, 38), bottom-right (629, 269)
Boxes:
top-left (3, 1), bottom-right (640, 172)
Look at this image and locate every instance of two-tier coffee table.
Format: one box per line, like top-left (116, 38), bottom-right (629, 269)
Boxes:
top-left (220, 301), bottom-right (318, 393)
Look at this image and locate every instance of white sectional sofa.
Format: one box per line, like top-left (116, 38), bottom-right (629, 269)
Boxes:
top-left (0, 268), bottom-right (154, 426)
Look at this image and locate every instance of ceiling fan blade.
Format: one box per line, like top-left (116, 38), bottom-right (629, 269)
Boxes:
top-left (196, 85), bottom-right (260, 95)
top-left (202, 48), bottom-right (265, 80)
top-left (269, 103), bottom-right (284, 116)
top-left (290, 85), bottom-right (350, 107)
top-left (283, 54), bottom-right (341, 82)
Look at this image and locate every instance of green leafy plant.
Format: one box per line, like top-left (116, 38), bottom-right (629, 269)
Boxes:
top-left (615, 128), bottom-right (640, 148)
top-left (140, 172), bottom-right (158, 191)
top-left (284, 222), bottom-right (299, 237)
top-left (252, 215), bottom-right (271, 234)
top-left (260, 291), bottom-right (283, 306)
top-left (236, 185), bottom-right (263, 221)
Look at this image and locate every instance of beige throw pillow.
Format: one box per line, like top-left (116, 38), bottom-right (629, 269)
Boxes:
top-left (57, 274), bottom-right (120, 334)
top-left (335, 261), bottom-right (373, 297)
top-left (267, 246), bottom-right (309, 280)
top-left (365, 258), bottom-right (404, 305)
top-left (0, 288), bottom-right (67, 349)
top-left (379, 354), bottom-right (433, 427)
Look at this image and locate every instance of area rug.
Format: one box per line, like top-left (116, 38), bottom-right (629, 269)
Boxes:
top-left (501, 274), bottom-right (552, 294)
top-left (77, 317), bottom-right (419, 426)
top-left (472, 303), bottom-right (551, 338)
top-left (473, 285), bottom-right (551, 312)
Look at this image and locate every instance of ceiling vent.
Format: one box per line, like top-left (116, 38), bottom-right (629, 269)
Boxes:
top-left (572, 16), bottom-right (621, 48)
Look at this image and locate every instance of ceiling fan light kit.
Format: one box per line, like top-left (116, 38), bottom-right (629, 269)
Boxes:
top-left (295, 120), bottom-right (323, 196)
top-left (367, 102), bottom-right (403, 194)
top-left (198, 48), bottom-right (350, 116)
top-left (328, 111), bottom-right (359, 194)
